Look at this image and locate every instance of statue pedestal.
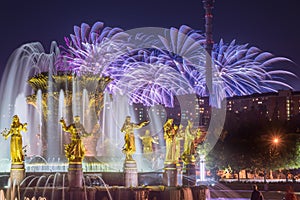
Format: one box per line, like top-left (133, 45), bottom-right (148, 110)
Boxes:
top-left (68, 162), bottom-right (83, 188)
top-left (183, 162), bottom-right (196, 186)
top-left (163, 163), bottom-right (178, 186)
top-left (10, 163), bottom-right (25, 185)
top-left (176, 159), bottom-right (183, 186)
top-left (123, 159), bottom-right (138, 187)
top-left (69, 188), bottom-right (85, 200)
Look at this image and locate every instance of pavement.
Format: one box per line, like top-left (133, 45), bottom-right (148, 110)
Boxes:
top-left (207, 182), bottom-right (300, 200)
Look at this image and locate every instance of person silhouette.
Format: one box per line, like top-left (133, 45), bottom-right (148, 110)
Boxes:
top-left (250, 184), bottom-right (264, 200)
top-left (284, 185), bottom-right (297, 200)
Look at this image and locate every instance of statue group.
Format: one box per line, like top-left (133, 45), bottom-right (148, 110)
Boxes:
top-left (1, 115), bottom-right (92, 164)
top-left (2, 115), bottom-right (204, 167)
top-left (120, 116), bottom-right (203, 165)
top-left (163, 119), bottom-right (203, 164)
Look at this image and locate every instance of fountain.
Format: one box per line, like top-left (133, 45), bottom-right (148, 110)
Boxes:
top-left (0, 18), bottom-right (293, 199)
top-left (0, 23), bottom-right (212, 200)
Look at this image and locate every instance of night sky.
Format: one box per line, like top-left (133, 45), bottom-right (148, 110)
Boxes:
top-left (0, 0), bottom-right (299, 87)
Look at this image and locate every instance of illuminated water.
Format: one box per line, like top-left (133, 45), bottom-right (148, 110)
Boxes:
top-left (0, 42), bottom-right (167, 173)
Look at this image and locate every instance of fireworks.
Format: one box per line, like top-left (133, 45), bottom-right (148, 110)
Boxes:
top-left (57, 22), bottom-right (129, 75)
top-left (112, 55), bottom-right (194, 107)
top-left (210, 39), bottom-right (294, 98)
top-left (57, 22), bottom-right (294, 108)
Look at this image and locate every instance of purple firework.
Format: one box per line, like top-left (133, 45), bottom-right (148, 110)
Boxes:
top-left (154, 25), bottom-right (208, 99)
top-left (57, 22), bottom-right (129, 75)
top-left (209, 39), bottom-right (294, 105)
top-left (109, 52), bottom-right (194, 107)
top-left (156, 26), bottom-right (295, 108)
top-left (58, 22), bottom-right (295, 108)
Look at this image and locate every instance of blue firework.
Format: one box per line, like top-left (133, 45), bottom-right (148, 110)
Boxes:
top-left (58, 22), bottom-right (295, 108)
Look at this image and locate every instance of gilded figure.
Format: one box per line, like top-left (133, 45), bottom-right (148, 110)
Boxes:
top-left (163, 118), bottom-right (178, 163)
top-left (60, 116), bottom-right (91, 162)
top-left (121, 116), bottom-right (149, 160)
top-left (1, 115), bottom-right (27, 164)
top-left (139, 130), bottom-right (158, 154)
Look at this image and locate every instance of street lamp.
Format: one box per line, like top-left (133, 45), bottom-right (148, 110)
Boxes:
top-left (270, 136), bottom-right (281, 153)
top-left (269, 136), bottom-right (281, 180)
top-left (273, 137), bottom-right (279, 145)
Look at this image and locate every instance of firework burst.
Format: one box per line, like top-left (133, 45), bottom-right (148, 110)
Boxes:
top-left (58, 22), bottom-right (295, 108)
top-left (57, 22), bottom-right (130, 75)
top-left (110, 53), bottom-right (194, 107)
top-left (211, 39), bottom-right (294, 97)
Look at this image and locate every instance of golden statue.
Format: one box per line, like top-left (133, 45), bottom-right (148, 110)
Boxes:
top-left (194, 127), bottom-right (205, 144)
top-left (60, 116), bottom-right (91, 162)
top-left (175, 124), bottom-right (184, 161)
top-left (139, 130), bottom-right (158, 154)
top-left (163, 118), bottom-right (178, 163)
top-left (181, 120), bottom-right (196, 163)
top-left (121, 116), bottom-right (149, 161)
top-left (1, 115), bottom-right (27, 164)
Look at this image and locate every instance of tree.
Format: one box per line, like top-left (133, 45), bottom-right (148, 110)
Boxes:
top-left (205, 108), bottom-right (300, 181)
